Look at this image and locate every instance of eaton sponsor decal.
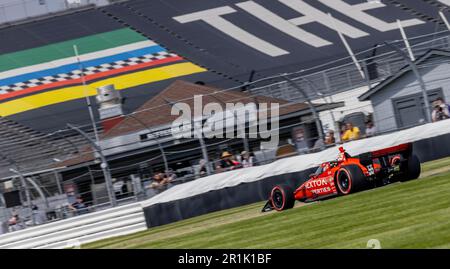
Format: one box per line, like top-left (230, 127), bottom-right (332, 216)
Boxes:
top-left (305, 176), bottom-right (333, 189)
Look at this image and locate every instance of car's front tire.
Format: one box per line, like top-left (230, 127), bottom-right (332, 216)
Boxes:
top-left (270, 184), bottom-right (295, 211)
top-left (336, 165), bottom-right (367, 195)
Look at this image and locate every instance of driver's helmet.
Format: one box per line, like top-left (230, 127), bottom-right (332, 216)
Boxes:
top-left (337, 147), bottom-right (347, 162)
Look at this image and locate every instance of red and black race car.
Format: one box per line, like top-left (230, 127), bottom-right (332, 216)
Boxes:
top-left (262, 143), bottom-right (421, 212)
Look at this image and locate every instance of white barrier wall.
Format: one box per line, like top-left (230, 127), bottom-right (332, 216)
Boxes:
top-left (0, 202), bottom-right (146, 249)
top-left (141, 120), bottom-right (450, 208)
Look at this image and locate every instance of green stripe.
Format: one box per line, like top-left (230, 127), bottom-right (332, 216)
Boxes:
top-left (0, 28), bottom-right (147, 72)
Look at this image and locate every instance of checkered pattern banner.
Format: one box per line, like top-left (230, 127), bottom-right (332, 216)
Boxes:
top-left (0, 51), bottom-right (179, 95)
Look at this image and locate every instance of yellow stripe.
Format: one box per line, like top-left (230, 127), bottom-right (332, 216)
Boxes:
top-left (0, 62), bottom-right (206, 117)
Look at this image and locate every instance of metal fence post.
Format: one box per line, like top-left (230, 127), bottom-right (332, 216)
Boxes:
top-left (361, 61), bottom-right (372, 90)
top-left (9, 168), bottom-right (34, 226)
top-left (67, 124), bottom-right (117, 207)
top-left (282, 75), bottom-right (325, 150)
top-left (54, 169), bottom-right (64, 195)
top-left (321, 72), bottom-right (342, 143)
top-left (127, 114), bottom-right (170, 173)
top-left (22, 0), bottom-right (28, 20)
top-left (302, 78), bottom-right (338, 131)
top-left (164, 98), bottom-right (213, 175)
top-left (193, 121), bottom-right (213, 175)
top-left (0, 152), bottom-right (35, 226)
top-left (0, 5), bottom-right (5, 24)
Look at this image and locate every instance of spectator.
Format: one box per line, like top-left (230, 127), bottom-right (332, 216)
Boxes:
top-left (313, 130), bottom-right (335, 150)
top-left (432, 97), bottom-right (450, 122)
top-left (198, 159), bottom-right (208, 176)
top-left (324, 130), bottom-right (336, 145)
top-left (8, 213), bottom-right (24, 232)
top-left (165, 169), bottom-right (177, 181)
top-left (365, 121), bottom-right (376, 137)
top-left (241, 151), bottom-right (255, 168)
top-left (231, 154), bottom-right (241, 167)
top-left (149, 172), bottom-right (173, 190)
top-left (341, 122), bottom-right (360, 142)
top-left (339, 125), bottom-right (347, 139)
top-left (31, 204), bottom-right (44, 225)
top-left (313, 138), bottom-right (325, 150)
top-left (112, 178), bottom-right (125, 197)
top-left (69, 197), bottom-right (89, 215)
top-left (216, 151), bottom-right (241, 172)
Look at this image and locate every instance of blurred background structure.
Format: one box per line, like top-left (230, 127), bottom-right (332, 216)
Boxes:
top-left (0, 0), bottom-right (450, 236)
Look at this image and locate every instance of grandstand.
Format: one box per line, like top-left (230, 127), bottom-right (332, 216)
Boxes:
top-left (0, 0), bottom-right (450, 247)
top-left (0, 117), bottom-right (71, 178)
top-left (1, 0), bottom-right (450, 131)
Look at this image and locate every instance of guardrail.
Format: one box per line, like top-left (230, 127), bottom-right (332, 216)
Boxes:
top-left (0, 202), bottom-right (146, 249)
top-left (0, 0), bottom-right (110, 25)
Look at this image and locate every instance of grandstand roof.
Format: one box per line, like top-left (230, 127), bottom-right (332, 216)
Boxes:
top-left (0, 117), bottom-right (85, 178)
top-left (59, 80), bottom-right (343, 167)
top-left (102, 80), bottom-right (334, 138)
top-left (1, 0), bottom-right (450, 133)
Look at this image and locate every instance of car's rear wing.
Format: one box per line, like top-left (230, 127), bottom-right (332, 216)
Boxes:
top-left (370, 143), bottom-right (413, 158)
top-left (356, 143), bottom-right (413, 167)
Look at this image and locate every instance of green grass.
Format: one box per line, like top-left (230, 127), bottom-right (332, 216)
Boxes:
top-left (421, 157), bottom-right (450, 174)
top-left (85, 157), bottom-right (450, 249)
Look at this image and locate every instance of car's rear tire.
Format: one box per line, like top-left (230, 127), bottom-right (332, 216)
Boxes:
top-left (400, 154), bottom-right (421, 182)
top-left (270, 184), bottom-right (295, 211)
top-left (336, 165), bottom-right (367, 195)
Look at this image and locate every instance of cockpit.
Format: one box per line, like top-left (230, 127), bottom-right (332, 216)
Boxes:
top-left (312, 148), bottom-right (350, 177)
top-left (313, 165), bottom-right (324, 176)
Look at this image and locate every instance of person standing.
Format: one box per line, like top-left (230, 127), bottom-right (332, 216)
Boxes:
top-left (341, 122), bottom-right (360, 142)
top-left (198, 159), bottom-right (207, 176)
top-left (149, 172), bottom-right (173, 190)
top-left (241, 151), bottom-right (255, 168)
top-left (216, 151), bottom-right (241, 172)
top-left (69, 197), bottom-right (89, 215)
top-left (324, 130), bottom-right (336, 145)
top-left (432, 97), bottom-right (450, 122)
top-left (365, 121), bottom-right (376, 137)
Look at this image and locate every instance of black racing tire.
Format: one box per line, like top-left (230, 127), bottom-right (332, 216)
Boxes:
top-left (336, 165), bottom-right (367, 195)
top-left (270, 184), bottom-right (295, 211)
top-left (400, 155), bottom-right (421, 182)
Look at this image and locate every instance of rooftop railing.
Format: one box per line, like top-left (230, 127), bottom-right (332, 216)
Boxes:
top-left (0, 0), bottom-right (110, 25)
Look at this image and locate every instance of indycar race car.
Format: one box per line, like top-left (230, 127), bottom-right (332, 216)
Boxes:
top-left (262, 143), bottom-right (421, 212)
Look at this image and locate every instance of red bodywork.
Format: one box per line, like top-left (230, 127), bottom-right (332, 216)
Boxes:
top-left (292, 143), bottom-right (411, 202)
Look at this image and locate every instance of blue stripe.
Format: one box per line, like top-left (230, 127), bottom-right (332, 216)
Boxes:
top-left (0, 45), bottom-right (165, 86)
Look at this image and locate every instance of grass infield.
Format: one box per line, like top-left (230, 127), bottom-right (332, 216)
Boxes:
top-left (85, 157), bottom-right (450, 249)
